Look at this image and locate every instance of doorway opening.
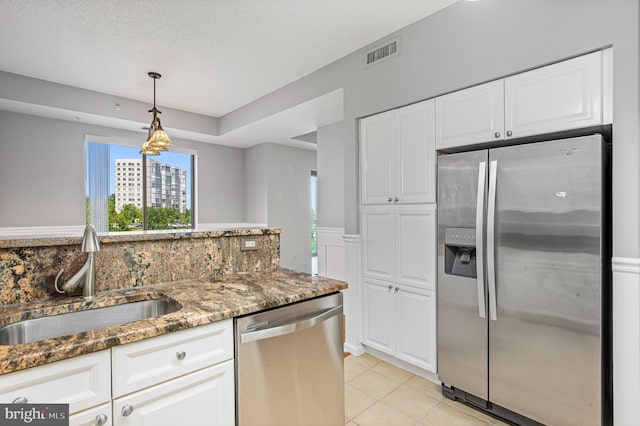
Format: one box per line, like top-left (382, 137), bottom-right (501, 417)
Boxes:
top-left (311, 170), bottom-right (318, 275)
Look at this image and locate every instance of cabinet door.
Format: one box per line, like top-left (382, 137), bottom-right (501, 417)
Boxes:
top-left (113, 360), bottom-right (234, 426)
top-left (394, 99), bottom-right (436, 203)
top-left (362, 206), bottom-right (394, 281)
top-left (395, 287), bottom-right (437, 373)
top-left (69, 402), bottom-right (112, 426)
top-left (435, 80), bottom-right (504, 150)
top-left (0, 351), bottom-right (111, 414)
top-left (360, 110), bottom-right (394, 204)
top-left (362, 278), bottom-right (394, 354)
top-left (395, 205), bottom-right (436, 290)
top-left (504, 50), bottom-right (602, 140)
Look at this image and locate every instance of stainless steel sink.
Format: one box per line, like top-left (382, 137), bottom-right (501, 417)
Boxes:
top-left (0, 298), bottom-right (181, 345)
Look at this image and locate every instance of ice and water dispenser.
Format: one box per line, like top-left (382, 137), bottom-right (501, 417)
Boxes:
top-left (444, 227), bottom-right (477, 279)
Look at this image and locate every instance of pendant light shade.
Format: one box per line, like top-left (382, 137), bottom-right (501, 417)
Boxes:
top-left (140, 72), bottom-right (172, 155)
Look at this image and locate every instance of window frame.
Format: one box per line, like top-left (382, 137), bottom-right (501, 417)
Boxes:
top-left (85, 134), bottom-right (197, 232)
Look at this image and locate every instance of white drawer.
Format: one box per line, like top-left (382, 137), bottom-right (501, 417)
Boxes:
top-left (111, 320), bottom-right (233, 397)
top-left (69, 402), bottom-right (112, 426)
top-left (0, 350), bottom-right (111, 414)
top-left (112, 360), bottom-right (235, 426)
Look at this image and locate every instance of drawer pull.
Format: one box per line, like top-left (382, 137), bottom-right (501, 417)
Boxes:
top-left (176, 350), bottom-right (187, 361)
top-left (95, 413), bottom-right (108, 425)
top-left (122, 404), bottom-right (134, 417)
top-left (12, 397), bottom-right (28, 404)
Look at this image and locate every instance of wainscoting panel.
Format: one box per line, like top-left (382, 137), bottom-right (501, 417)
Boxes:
top-left (612, 257), bottom-right (640, 426)
top-left (317, 227), bottom-right (346, 281)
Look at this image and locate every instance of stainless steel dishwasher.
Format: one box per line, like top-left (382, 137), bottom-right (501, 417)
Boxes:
top-left (235, 292), bottom-right (344, 426)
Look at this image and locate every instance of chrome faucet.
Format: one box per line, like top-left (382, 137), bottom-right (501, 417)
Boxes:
top-left (55, 224), bottom-right (101, 300)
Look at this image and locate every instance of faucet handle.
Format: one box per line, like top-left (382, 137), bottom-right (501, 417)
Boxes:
top-left (54, 268), bottom-right (66, 293)
top-left (81, 224), bottom-right (100, 253)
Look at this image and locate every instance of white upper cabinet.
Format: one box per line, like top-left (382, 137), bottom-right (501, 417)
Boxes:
top-left (361, 99), bottom-right (435, 204)
top-left (435, 80), bottom-right (504, 150)
top-left (360, 110), bottom-right (394, 204)
top-left (395, 100), bottom-right (436, 204)
top-left (436, 49), bottom-right (611, 150)
top-left (504, 50), bottom-right (603, 139)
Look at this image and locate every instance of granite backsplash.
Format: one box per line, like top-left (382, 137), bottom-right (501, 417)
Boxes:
top-left (0, 228), bottom-right (281, 306)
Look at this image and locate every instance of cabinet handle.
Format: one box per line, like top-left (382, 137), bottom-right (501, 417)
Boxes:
top-left (388, 284), bottom-right (393, 291)
top-left (122, 404), bottom-right (134, 417)
top-left (394, 197), bottom-right (399, 202)
top-left (395, 286), bottom-right (400, 293)
top-left (506, 130), bottom-right (513, 137)
top-left (387, 197), bottom-right (393, 202)
top-left (95, 413), bottom-right (108, 426)
top-left (494, 131), bottom-right (501, 138)
top-left (176, 350), bottom-right (187, 360)
top-left (12, 397), bottom-right (27, 404)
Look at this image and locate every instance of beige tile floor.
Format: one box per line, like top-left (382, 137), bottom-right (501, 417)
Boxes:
top-left (344, 353), bottom-right (511, 426)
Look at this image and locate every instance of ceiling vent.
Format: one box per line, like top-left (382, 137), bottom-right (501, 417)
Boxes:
top-left (365, 38), bottom-right (399, 68)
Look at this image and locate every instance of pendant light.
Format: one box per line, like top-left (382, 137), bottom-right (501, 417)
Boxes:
top-left (140, 72), bottom-right (172, 155)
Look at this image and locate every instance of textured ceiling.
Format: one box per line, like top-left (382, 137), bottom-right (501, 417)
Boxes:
top-left (0, 0), bottom-right (458, 118)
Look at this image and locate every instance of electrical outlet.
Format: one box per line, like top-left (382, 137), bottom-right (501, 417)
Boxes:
top-left (241, 238), bottom-right (259, 251)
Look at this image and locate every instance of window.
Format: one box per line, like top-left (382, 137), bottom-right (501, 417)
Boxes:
top-left (86, 138), bottom-right (195, 232)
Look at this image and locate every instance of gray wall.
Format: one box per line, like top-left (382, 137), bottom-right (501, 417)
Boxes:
top-left (0, 110), bottom-right (245, 227)
top-left (265, 144), bottom-right (316, 273)
top-left (243, 144), bottom-right (269, 224)
top-left (244, 143), bottom-right (316, 273)
top-left (225, 0), bottom-right (640, 259)
top-left (317, 122), bottom-right (344, 229)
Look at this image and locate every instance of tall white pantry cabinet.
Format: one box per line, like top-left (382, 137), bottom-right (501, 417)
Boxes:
top-left (359, 99), bottom-right (438, 373)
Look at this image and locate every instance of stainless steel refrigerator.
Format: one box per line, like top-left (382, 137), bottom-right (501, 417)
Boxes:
top-left (437, 134), bottom-right (611, 426)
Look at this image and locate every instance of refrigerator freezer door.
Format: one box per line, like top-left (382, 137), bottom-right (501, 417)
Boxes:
top-left (437, 150), bottom-right (489, 400)
top-left (488, 135), bottom-right (603, 425)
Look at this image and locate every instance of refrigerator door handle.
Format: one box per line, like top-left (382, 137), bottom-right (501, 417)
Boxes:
top-left (476, 162), bottom-right (487, 319)
top-left (487, 160), bottom-right (498, 321)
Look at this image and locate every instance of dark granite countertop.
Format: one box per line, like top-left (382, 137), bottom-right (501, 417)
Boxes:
top-left (0, 268), bottom-right (347, 375)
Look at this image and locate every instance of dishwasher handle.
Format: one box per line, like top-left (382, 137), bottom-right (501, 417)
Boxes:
top-left (240, 305), bottom-right (343, 344)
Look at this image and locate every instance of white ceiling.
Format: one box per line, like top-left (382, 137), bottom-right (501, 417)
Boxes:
top-left (0, 0), bottom-right (458, 147)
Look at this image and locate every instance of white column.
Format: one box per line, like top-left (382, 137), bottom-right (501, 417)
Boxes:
top-left (343, 234), bottom-right (364, 355)
top-left (612, 257), bottom-right (640, 425)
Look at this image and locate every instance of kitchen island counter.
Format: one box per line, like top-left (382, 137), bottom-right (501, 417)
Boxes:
top-left (0, 268), bottom-right (347, 374)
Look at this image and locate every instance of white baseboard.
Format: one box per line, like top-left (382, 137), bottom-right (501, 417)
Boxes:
top-left (363, 346), bottom-right (440, 385)
top-left (344, 342), bottom-right (366, 356)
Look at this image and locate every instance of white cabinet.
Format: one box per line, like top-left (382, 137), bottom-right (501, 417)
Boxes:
top-left (362, 204), bottom-right (436, 290)
top-left (112, 361), bottom-right (234, 426)
top-left (111, 320), bottom-right (233, 397)
top-left (362, 278), bottom-right (436, 372)
top-left (362, 279), bottom-right (395, 353)
top-left (0, 321), bottom-right (234, 426)
top-left (112, 320), bottom-right (234, 426)
top-left (436, 49), bottom-right (611, 150)
top-left (361, 99), bottom-right (436, 204)
top-left (69, 402), bottom-right (113, 426)
top-left (504, 50), bottom-right (603, 139)
top-left (395, 285), bottom-right (436, 372)
top-left (435, 80), bottom-right (504, 150)
top-left (361, 205), bottom-right (394, 281)
top-left (0, 350), bottom-right (111, 415)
